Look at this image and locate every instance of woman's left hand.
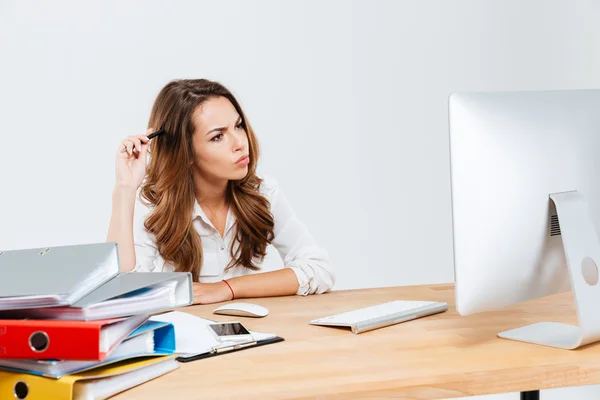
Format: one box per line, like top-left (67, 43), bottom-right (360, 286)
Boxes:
top-left (192, 282), bottom-right (233, 304)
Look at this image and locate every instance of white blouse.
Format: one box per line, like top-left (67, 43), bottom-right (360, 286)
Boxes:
top-left (132, 175), bottom-right (335, 295)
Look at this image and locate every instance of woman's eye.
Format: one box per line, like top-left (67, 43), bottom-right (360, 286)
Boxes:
top-left (235, 122), bottom-right (244, 130)
top-left (211, 133), bottom-right (224, 142)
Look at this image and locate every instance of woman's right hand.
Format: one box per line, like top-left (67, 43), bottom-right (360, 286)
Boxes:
top-left (114, 129), bottom-right (153, 189)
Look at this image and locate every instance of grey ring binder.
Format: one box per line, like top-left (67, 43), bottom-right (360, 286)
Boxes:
top-left (0, 243), bottom-right (193, 319)
top-left (0, 243), bottom-right (121, 309)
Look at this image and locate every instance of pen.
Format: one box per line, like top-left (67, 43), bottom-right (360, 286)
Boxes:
top-left (212, 340), bottom-right (257, 354)
top-left (120, 128), bottom-right (166, 153)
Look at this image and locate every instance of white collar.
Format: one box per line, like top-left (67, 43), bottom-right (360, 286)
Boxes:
top-left (192, 200), bottom-right (236, 236)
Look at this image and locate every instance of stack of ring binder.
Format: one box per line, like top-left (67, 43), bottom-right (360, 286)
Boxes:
top-left (0, 242), bottom-right (194, 399)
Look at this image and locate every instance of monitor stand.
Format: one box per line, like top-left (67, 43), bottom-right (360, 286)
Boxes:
top-left (498, 190), bottom-right (600, 349)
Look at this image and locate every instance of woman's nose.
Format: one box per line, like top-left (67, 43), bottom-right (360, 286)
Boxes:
top-left (233, 130), bottom-right (246, 150)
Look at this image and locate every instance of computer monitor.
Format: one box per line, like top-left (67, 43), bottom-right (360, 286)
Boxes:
top-left (448, 89), bottom-right (600, 349)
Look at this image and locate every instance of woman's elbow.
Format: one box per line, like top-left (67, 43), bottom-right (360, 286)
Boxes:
top-left (299, 260), bottom-right (336, 295)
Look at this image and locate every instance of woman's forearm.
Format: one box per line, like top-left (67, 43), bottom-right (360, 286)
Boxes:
top-left (226, 268), bottom-right (299, 299)
top-left (106, 186), bottom-right (137, 272)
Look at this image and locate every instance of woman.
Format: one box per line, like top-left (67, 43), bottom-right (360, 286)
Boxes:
top-left (107, 79), bottom-right (334, 304)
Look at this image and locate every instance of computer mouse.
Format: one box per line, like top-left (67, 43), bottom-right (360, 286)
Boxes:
top-left (213, 302), bottom-right (269, 318)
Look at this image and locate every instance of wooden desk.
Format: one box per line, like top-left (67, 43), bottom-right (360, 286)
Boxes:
top-left (114, 283), bottom-right (600, 399)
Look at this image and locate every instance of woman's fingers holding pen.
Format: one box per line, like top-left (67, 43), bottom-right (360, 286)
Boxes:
top-left (114, 130), bottom-right (154, 190)
top-left (120, 140), bottom-right (134, 157)
top-left (119, 130), bottom-right (152, 157)
top-left (138, 129), bottom-right (152, 151)
top-left (126, 133), bottom-right (150, 153)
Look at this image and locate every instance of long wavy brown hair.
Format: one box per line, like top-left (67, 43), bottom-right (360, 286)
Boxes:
top-left (139, 79), bottom-right (274, 281)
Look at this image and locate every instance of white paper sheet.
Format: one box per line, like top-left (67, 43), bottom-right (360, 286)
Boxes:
top-left (149, 311), bottom-right (276, 356)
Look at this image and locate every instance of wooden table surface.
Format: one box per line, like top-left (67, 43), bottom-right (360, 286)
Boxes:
top-left (114, 283), bottom-right (600, 399)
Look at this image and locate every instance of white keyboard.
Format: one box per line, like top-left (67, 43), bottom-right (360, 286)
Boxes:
top-left (310, 300), bottom-right (448, 334)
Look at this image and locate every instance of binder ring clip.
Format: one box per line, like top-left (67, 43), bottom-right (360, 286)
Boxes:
top-left (28, 331), bottom-right (49, 352)
top-left (13, 381), bottom-right (29, 399)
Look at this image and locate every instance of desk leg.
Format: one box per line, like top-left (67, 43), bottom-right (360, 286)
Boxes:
top-left (520, 391), bottom-right (540, 400)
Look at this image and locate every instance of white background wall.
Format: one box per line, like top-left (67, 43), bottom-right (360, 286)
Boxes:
top-left (1, 1), bottom-right (600, 398)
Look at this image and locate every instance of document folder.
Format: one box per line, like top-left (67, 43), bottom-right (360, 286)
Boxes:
top-left (0, 243), bottom-right (120, 310)
top-left (0, 355), bottom-right (178, 400)
top-left (0, 314), bottom-right (148, 360)
top-left (1, 272), bottom-right (194, 321)
top-left (149, 311), bottom-right (284, 363)
top-left (176, 336), bottom-right (284, 363)
top-left (0, 321), bottom-right (175, 378)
